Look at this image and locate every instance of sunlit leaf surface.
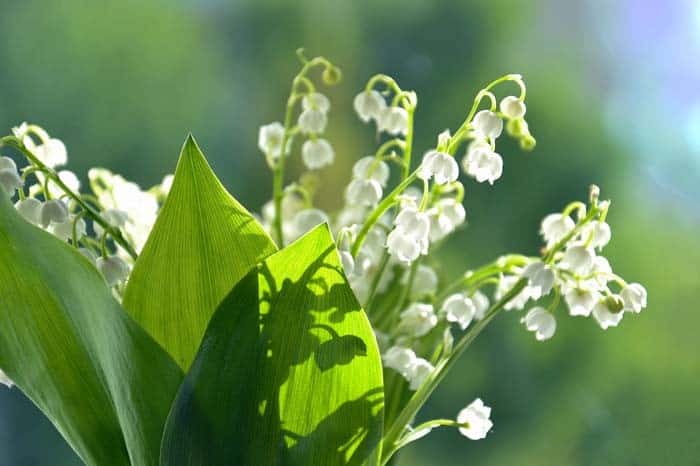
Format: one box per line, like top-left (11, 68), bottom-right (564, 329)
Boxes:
top-left (123, 135), bottom-right (277, 370)
top-left (161, 224), bottom-right (384, 466)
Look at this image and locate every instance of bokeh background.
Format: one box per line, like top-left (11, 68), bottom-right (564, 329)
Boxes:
top-left (1, 0), bottom-right (699, 465)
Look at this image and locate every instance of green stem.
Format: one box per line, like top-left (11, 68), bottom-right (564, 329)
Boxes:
top-left (380, 278), bottom-right (528, 465)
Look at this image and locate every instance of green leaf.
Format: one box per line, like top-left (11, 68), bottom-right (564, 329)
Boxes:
top-left (161, 224), bottom-right (384, 466)
top-left (0, 191), bottom-right (184, 466)
top-left (123, 135), bottom-right (277, 370)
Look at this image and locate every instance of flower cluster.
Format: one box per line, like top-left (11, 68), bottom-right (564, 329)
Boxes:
top-left (249, 55), bottom-right (647, 458)
top-left (0, 123), bottom-right (172, 293)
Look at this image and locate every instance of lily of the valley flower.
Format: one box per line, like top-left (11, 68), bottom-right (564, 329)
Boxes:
top-left (429, 198), bottom-right (466, 241)
top-left (471, 110), bottom-right (503, 140)
top-left (15, 198), bottom-right (42, 225)
top-left (457, 398), bottom-right (493, 440)
top-left (441, 293), bottom-right (476, 330)
top-left (298, 108), bottom-right (328, 135)
top-left (620, 283), bottom-right (647, 313)
top-left (417, 150), bottom-right (459, 185)
top-left (521, 306), bottom-right (557, 341)
top-left (301, 138), bottom-right (334, 170)
top-left (540, 213), bottom-right (576, 246)
top-left (398, 303), bottom-right (438, 337)
top-left (96, 255), bottom-right (130, 287)
top-left (499, 96), bottom-right (526, 119)
top-left (258, 122), bottom-right (286, 159)
top-left (386, 205), bottom-right (430, 264)
top-left (0, 156), bottom-right (23, 197)
top-left (345, 178), bottom-right (383, 206)
top-left (352, 156), bottom-right (390, 187)
top-left (592, 298), bottom-right (624, 329)
top-left (379, 106), bottom-right (409, 136)
top-left (462, 141), bottom-right (503, 185)
top-left (353, 89), bottom-right (386, 123)
top-left (40, 199), bottom-right (69, 228)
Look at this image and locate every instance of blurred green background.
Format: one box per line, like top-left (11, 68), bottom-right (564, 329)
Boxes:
top-left (1, 0), bottom-right (698, 465)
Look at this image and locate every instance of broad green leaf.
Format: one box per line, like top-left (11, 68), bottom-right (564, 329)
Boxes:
top-left (0, 190), bottom-right (184, 466)
top-left (123, 135), bottom-right (277, 370)
top-left (161, 224), bottom-right (384, 466)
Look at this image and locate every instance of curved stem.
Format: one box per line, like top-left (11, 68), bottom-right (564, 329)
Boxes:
top-left (380, 278), bottom-right (528, 465)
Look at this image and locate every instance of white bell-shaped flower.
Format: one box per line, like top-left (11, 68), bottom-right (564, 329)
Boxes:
top-left (40, 199), bottom-right (69, 227)
top-left (352, 156), bottom-right (390, 187)
top-left (407, 358), bottom-right (434, 391)
top-left (592, 299), bottom-right (624, 329)
top-left (429, 198), bottom-right (466, 241)
top-left (417, 150), bottom-right (459, 185)
top-left (302, 138), bottom-right (334, 170)
top-left (441, 293), bottom-right (476, 330)
top-left (0, 369), bottom-right (13, 388)
top-left (398, 303), bottom-right (438, 337)
top-left (462, 142), bottom-right (503, 185)
top-left (345, 178), bottom-right (382, 206)
top-left (382, 346), bottom-right (417, 378)
top-left (33, 138), bottom-right (68, 168)
top-left (298, 108), bottom-right (328, 135)
top-left (15, 198), bottom-right (43, 225)
top-left (386, 228), bottom-right (422, 264)
top-left (406, 265), bottom-right (439, 299)
top-left (620, 283), bottom-right (647, 313)
top-left (302, 92), bottom-right (330, 113)
top-left (457, 398), bottom-right (493, 440)
top-left (258, 122), bottom-right (286, 159)
top-left (561, 244), bottom-right (595, 275)
top-left (521, 306), bottom-right (556, 341)
top-left (584, 220), bottom-right (612, 250)
top-left (0, 156), bottom-right (18, 172)
top-left (471, 290), bottom-right (490, 320)
top-left (522, 261), bottom-right (555, 299)
top-left (0, 170), bottom-right (23, 197)
top-left (96, 255), bottom-right (130, 287)
top-left (472, 110), bottom-right (503, 139)
top-left (540, 213), bottom-right (576, 246)
top-left (499, 96), bottom-right (526, 119)
top-left (379, 106), bottom-right (409, 136)
top-left (564, 287), bottom-right (599, 317)
top-left (353, 90), bottom-right (386, 123)
top-left (395, 206), bottom-right (430, 240)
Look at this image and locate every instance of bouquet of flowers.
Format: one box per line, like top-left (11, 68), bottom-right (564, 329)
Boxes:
top-left (0, 51), bottom-right (646, 466)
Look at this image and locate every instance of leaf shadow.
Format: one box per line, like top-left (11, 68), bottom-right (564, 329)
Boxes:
top-left (162, 231), bottom-right (384, 466)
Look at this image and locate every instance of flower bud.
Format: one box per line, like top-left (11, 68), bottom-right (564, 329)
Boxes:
top-left (322, 65), bottom-right (342, 85)
top-left (500, 96), bottom-right (527, 119)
